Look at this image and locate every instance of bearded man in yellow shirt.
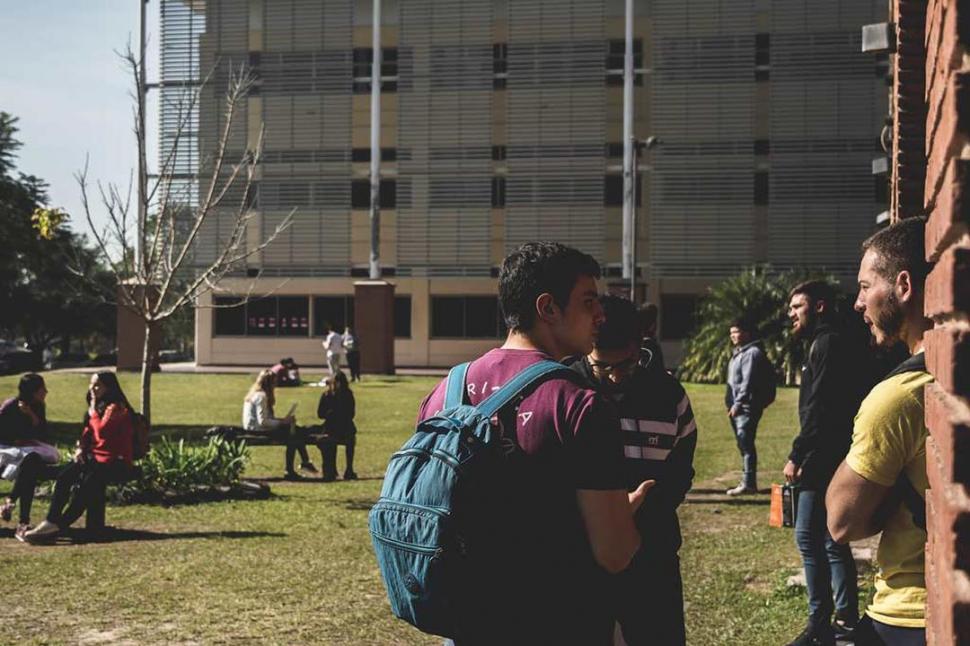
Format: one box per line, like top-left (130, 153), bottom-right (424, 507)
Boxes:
top-left (827, 216), bottom-right (933, 646)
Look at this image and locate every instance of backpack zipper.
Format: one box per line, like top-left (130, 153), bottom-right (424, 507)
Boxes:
top-left (374, 498), bottom-right (450, 519)
top-left (371, 531), bottom-right (443, 557)
top-left (392, 447), bottom-right (463, 474)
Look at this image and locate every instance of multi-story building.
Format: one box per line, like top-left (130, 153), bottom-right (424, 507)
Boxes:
top-left (160, 0), bottom-right (887, 368)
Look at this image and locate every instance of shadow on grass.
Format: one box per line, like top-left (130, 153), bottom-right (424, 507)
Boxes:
top-left (690, 487), bottom-right (772, 495)
top-left (338, 498), bottom-right (378, 511)
top-left (1, 527), bottom-right (286, 545)
top-left (257, 475), bottom-right (383, 484)
top-left (685, 496), bottom-right (770, 507)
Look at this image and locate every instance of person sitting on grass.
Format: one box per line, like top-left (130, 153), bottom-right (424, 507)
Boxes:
top-left (0, 373), bottom-right (62, 541)
top-left (316, 370), bottom-right (357, 482)
top-left (270, 358), bottom-right (301, 387)
top-left (243, 369), bottom-right (318, 480)
top-left (24, 372), bottom-right (135, 543)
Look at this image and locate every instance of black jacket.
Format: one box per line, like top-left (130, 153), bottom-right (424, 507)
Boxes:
top-left (572, 354), bottom-right (696, 554)
top-left (789, 323), bottom-right (867, 489)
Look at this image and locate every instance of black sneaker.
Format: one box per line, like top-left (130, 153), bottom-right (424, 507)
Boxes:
top-left (283, 472), bottom-right (303, 481)
top-left (343, 471), bottom-right (358, 481)
top-left (831, 617), bottom-right (857, 641)
top-left (786, 623), bottom-right (835, 646)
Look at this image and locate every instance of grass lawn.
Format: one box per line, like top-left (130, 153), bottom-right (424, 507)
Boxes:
top-left (0, 371), bottom-right (871, 645)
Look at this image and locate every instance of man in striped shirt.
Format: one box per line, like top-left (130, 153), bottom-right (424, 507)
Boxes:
top-left (572, 295), bottom-right (697, 646)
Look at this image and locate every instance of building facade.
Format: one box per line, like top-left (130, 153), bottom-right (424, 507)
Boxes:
top-left (160, 0), bottom-right (888, 367)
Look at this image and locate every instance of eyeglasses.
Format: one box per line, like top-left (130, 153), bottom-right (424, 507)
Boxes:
top-left (589, 354), bottom-right (639, 377)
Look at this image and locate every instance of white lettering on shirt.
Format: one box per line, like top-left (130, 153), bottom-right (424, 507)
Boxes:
top-left (518, 411), bottom-right (533, 426)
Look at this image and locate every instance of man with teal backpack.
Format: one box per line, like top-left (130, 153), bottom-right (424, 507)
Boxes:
top-left (370, 242), bottom-right (652, 644)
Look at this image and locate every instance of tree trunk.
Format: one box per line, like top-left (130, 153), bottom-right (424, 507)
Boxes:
top-left (140, 320), bottom-right (153, 421)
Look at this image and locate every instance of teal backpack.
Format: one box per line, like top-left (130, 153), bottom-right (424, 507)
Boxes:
top-left (369, 359), bottom-right (572, 637)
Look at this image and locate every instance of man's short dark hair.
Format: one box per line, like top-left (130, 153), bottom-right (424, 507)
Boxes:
top-left (730, 315), bottom-right (758, 335)
top-left (17, 373), bottom-right (44, 401)
top-left (498, 242), bottom-right (601, 331)
top-left (596, 295), bottom-right (640, 351)
top-left (638, 302), bottom-right (659, 334)
top-left (861, 217), bottom-right (932, 288)
top-left (789, 280), bottom-right (836, 309)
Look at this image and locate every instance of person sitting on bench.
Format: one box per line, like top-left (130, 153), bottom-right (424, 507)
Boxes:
top-left (316, 371), bottom-right (357, 481)
top-left (24, 372), bottom-right (135, 543)
top-left (0, 373), bottom-right (62, 541)
top-left (243, 369), bottom-right (318, 480)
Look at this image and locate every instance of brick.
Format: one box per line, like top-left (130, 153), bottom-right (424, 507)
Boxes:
top-left (926, 72), bottom-right (970, 198)
top-left (925, 248), bottom-right (970, 316)
top-left (925, 159), bottom-right (970, 259)
top-left (927, 436), bottom-right (970, 572)
top-left (923, 0), bottom-right (942, 48)
top-left (925, 326), bottom-right (970, 394)
top-left (925, 383), bottom-right (970, 487)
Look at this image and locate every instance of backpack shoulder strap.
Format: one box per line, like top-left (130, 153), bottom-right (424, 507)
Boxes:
top-left (444, 362), bottom-right (471, 408)
top-left (894, 471), bottom-right (927, 531)
top-left (885, 352), bottom-right (927, 379)
top-left (477, 360), bottom-right (573, 419)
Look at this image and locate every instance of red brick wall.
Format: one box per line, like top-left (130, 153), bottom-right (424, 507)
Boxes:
top-left (912, 0), bottom-right (970, 642)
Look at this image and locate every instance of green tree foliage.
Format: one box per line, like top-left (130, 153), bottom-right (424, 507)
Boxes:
top-left (0, 111), bottom-right (113, 351)
top-left (678, 266), bottom-right (838, 384)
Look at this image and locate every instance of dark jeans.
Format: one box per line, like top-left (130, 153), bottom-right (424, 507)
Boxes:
top-left (320, 433), bottom-right (355, 478)
top-left (347, 350), bottom-right (361, 381)
top-left (854, 614), bottom-right (925, 645)
top-left (795, 488), bottom-right (858, 626)
top-left (46, 459), bottom-right (130, 528)
top-left (267, 426), bottom-right (311, 474)
top-left (730, 409), bottom-right (761, 489)
top-left (614, 551), bottom-right (686, 646)
top-left (10, 452), bottom-right (63, 524)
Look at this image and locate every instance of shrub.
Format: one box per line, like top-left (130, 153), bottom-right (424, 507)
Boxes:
top-left (120, 436), bottom-right (250, 502)
top-left (677, 266), bottom-right (838, 384)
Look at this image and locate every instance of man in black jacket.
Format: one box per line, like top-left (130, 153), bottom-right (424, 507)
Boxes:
top-left (783, 281), bottom-right (864, 646)
top-left (572, 295), bottom-right (697, 646)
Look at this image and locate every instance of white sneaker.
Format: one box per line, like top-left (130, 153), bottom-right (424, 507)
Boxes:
top-left (23, 519), bottom-right (60, 543)
top-left (725, 483), bottom-right (757, 496)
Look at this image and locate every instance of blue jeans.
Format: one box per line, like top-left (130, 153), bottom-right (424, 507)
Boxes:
top-left (795, 488), bottom-right (858, 626)
top-left (730, 410), bottom-right (760, 489)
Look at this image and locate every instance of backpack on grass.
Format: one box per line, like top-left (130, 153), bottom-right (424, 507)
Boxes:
top-left (369, 359), bottom-right (572, 638)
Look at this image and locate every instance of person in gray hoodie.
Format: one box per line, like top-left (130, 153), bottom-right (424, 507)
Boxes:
top-left (724, 316), bottom-right (773, 495)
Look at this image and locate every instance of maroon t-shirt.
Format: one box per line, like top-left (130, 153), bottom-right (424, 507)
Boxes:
top-left (418, 348), bottom-right (625, 642)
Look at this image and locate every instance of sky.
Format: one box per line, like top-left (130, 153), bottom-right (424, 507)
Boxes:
top-left (0, 2), bottom-right (161, 234)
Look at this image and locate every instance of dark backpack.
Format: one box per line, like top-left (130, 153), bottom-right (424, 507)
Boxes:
top-left (131, 412), bottom-right (151, 460)
top-left (755, 350), bottom-right (777, 408)
top-left (883, 353), bottom-right (929, 531)
top-left (369, 359), bottom-right (572, 638)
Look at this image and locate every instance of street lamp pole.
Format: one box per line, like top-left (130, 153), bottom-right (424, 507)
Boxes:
top-left (369, 0), bottom-right (382, 280)
top-left (621, 0), bottom-right (635, 284)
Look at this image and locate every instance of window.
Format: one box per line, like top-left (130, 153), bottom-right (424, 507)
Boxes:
top-left (353, 47), bottom-right (398, 93)
top-left (247, 297), bottom-right (279, 336)
top-left (313, 296), bottom-right (354, 336)
top-left (277, 297), bottom-right (310, 337)
top-left (754, 172), bottom-right (769, 205)
top-left (492, 145), bottom-right (506, 161)
top-left (214, 297), bottom-right (246, 335)
top-left (351, 148), bottom-right (397, 162)
top-left (659, 294), bottom-right (698, 340)
top-left (351, 179), bottom-right (397, 208)
top-left (431, 297), bottom-right (506, 338)
top-left (604, 174), bottom-right (641, 206)
top-left (492, 176), bottom-right (506, 207)
top-left (493, 43), bottom-right (507, 89)
top-left (753, 139), bottom-right (770, 156)
top-left (874, 173), bottom-right (888, 204)
top-left (605, 142), bottom-right (624, 158)
top-left (394, 296), bottom-right (412, 338)
top-left (755, 33), bottom-right (770, 66)
top-left (606, 39), bottom-right (643, 86)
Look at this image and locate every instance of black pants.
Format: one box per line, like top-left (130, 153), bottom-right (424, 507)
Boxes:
top-left (267, 427), bottom-right (311, 474)
top-left (614, 551), bottom-right (686, 646)
top-left (854, 615), bottom-right (926, 646)
top-left (320, 434), bottom-right (355, 478)
top-left (46, 460), bottom-right (130, 528)
top-left (10, 453), bottom-right (63, 524)
top-left (347, 350), bottom-right (361, 381)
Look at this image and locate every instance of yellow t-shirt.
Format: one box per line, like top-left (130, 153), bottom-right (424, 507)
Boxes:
top-left (846, 367), bottom-right (933, 628)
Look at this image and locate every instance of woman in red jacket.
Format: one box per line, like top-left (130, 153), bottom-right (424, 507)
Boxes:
top-left (24, 371), bottom-right (135, 542)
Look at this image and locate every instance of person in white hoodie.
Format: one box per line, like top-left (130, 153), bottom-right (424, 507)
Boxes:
top-left (243, 370), bottom-right (318, 480)
top-left (323, 326), bottom-right (345, 377)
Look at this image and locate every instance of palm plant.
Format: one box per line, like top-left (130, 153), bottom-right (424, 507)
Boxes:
top-left (677, 266), bottom-right (837, 384)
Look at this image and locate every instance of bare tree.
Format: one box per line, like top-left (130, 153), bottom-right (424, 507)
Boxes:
top-left (77, 46), bottom-right (292, 421)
